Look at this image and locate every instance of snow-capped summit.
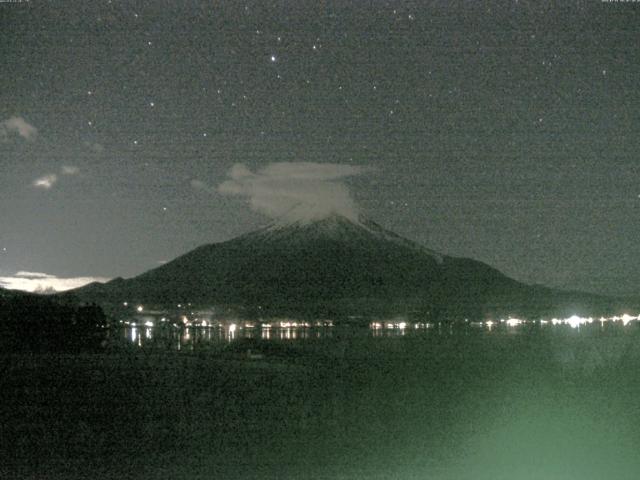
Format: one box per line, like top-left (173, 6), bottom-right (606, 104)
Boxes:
top-left (241, 212), bottom-right (444, 263)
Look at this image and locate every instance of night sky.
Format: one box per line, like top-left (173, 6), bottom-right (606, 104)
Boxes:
top-left (1, 1), bottom-right (639, 296)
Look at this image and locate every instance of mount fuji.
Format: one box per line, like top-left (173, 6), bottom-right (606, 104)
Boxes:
top-left (68, 214), bottom-right (617, 320)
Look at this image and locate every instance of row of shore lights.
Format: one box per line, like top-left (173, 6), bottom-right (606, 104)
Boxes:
top-left (124, 302), bottom-right (639, 331)
top-left (371, 314), bottom-right (640, 330)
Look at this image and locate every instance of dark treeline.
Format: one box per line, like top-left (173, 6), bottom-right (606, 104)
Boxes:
top-left (0, 293), bottom-right (107, 353)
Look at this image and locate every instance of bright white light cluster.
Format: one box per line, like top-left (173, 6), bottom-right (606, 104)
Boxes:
top-left (611, 313), bottom-right (639, 326)
top-left (496, 314), bottom-right (640, 329)
top-left (279, 320), bottom-right (312, 328)
top-left (505, 318), bottom-right (524, 327)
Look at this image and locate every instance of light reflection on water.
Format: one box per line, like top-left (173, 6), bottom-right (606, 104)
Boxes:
top-left (120, 322), bottom-right (337, 349)
top-left (119, 314), bottom-right (640, 349)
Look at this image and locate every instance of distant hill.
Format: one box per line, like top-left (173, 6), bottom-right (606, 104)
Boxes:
top-left (0, 287), bottom-right (35, 298)
top-left (67, 214), bottom-right (624, 320)
top-left (0, 288), bottom-right (107, 352)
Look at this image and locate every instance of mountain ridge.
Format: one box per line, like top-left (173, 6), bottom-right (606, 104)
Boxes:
top-left (67, 214), bottom-right (621, 319)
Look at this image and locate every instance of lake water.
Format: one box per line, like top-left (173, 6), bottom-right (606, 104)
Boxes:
top-left (3, 318), bottom-right (640, 479)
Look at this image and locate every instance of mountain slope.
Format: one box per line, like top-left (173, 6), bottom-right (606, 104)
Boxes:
top-left (70, 214), bottom-right (618, 319)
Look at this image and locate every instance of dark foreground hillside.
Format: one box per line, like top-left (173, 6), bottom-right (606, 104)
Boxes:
top-left (2, 327), bottom-right (640, 480)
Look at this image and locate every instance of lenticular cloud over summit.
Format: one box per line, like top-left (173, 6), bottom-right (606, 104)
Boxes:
top-left (218, 162), bottom-right (366, 222)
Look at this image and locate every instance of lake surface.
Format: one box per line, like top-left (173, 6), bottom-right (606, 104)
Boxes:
top-left (3, 319), bottom-right (640, 479)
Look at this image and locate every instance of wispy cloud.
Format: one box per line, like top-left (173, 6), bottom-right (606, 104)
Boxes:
top-left (217, 162), bottom-right (367, 222)
top-left (32, 165), bottom-right (80, 189)
top-left (61, 165), bottom-right (80, 175)
top-left (0, 271), bottom-right (110, 293)
top-left (32, 174), bottom-right (58, 189)
top-left (1, 116), bottom-right (38, 141)
top-left (15, 271), bottom-right (55, 279)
